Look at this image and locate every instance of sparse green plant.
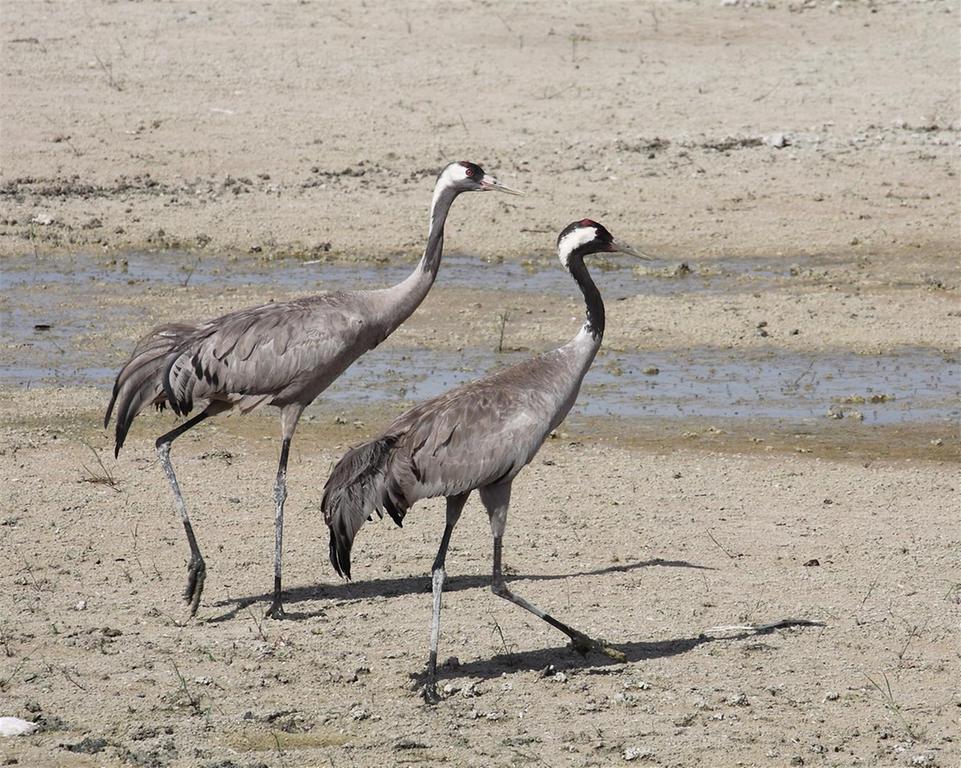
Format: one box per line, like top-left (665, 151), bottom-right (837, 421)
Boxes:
top-left (245, 603), bottom-right (270, 643)
top-left (569, 33), bottom-right (590, 64)
top-left (489, 611), bottom-right (515, 661)
top-left (92, 52), bottom-right (124, 91)
top-left (79, 443), bottom-right (120, 491)
top-left (181, 255), bottom-right (202, 287)
top-left (0, 642), bottom-right (42, 691)
top-left (496, 310), bottom-right (510, 353)
top-left (944, 582), bottom-right (960, 604)
top-left (896, 621), bottom-right (926, 661)
top-left (171, 659), bottom-right (202, 714)
top-left (863, 671), bottom-right (922, 742)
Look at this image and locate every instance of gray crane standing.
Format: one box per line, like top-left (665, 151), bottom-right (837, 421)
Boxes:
top-left (105, 161), bottom-right (520, 618)
top-left (322, 219), bottom-right (645, 701)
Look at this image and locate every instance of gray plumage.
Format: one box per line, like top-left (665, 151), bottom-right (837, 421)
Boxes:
top-left (323, 344), bottom-right (591, 577)
top-left (104, 322), bottom-right (196, 452)
top-left (160, 292), bottom-right (383, 419)
top-left (104, 160), bottom-right (520, 618)
top-left (322, 219), bottom-right (644, 701)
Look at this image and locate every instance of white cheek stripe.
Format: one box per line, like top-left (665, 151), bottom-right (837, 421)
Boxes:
top-left (444, 163), bottom-right (468, 185)
top-left (430, 163), bottom-right (469, 221)
top-left (557, 227), bottom-right (597, 268)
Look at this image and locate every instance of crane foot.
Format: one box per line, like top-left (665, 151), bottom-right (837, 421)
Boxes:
top-left (597, 643), bottom-right (627, 663)
top-left (569, 631), bottom-right (626, 663)
top-left (421, 682), bottom-right (441, 705)
top-left (183, 556), bottom-right (206, 617)
top-left (264, 600), bottom-right (287, 620)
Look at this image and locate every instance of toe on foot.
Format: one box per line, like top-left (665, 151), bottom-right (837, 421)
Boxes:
top-left (569, 633), bottom-right (594, 656)
top-left (599, 644), bottom-right (627, 663)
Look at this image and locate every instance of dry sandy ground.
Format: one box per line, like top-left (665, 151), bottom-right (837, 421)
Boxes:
top-left (0, 402), bottom-right (958, 768)
top-left (2, 0), bottom-right (958, 263)
top-left (1, 1), bottom-right (960, 767)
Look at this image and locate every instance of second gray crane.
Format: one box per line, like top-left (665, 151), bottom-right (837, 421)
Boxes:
top-left (322, 219), bottom-right (645, 701)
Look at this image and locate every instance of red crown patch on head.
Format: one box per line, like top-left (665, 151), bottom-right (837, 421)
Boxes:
top-left (458, 161), bottom-right (482, 178)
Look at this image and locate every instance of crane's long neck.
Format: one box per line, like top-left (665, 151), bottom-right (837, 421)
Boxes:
top-left (569, 255), bottom-right (605, 343)
top-left (374, 181), bottom-right (459, 333)
top-left (420, 181), bottom-right (458, 278)
top-left (542, 255), bottom-right (605, 433)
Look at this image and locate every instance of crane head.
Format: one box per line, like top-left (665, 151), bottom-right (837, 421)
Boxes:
top-left (440, 161), bottom-right (522, 195)
top-left (556, 219), bottom-right (653, 268)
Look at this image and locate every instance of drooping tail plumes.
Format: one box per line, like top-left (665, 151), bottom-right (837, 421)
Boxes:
top-left (104, 323), bottom-right (194, 456)
top-left (322, 435), bottom-right (408, 579)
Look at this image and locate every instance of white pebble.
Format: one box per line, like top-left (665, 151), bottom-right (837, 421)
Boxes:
top-left (0, 717), bottom-right (39, 737)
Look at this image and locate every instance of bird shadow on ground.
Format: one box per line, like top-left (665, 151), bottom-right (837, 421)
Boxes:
top-left (429, 636), bottom-right (711, 683)
top-left (205, 558), bottom-right (712, 623)
top-left (421, 620), bottom-right (823, 684)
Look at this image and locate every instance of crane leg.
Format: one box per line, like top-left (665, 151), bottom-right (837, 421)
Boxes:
top-left (424, 493), bottom-right (469, 704)
top-left (265, 437), bottom-right (291, 619)
top-left (266, 405), bottom-right (303, 620)
top-left (481, 484), bottom-right (625, 664)
top-left (155, 407), bottom-right (221, 617)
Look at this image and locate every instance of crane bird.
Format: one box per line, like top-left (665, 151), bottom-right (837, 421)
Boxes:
top-left (104, 161), bottom-right (520, 619)
top-left (322, 219), bottom-right (646, 702)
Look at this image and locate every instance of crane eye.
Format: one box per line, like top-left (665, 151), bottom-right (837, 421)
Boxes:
top-left (464, 167), bottom-right (475, 177)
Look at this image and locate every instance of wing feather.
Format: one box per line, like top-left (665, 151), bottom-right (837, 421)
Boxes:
top-left (321, 346), bottom-right (594, 577)
top-left (163, 294), bottom-right (369, 416)
top-left (105, 322), bottom-right (196, 455)
top-left (384, 356), bottom-right (569, 502)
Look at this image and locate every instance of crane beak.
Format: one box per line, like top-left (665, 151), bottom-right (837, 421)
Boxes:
top-left (609, 238), bottom-right (654, 261)
top-left (480, 174), bottom-right (523, 195)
